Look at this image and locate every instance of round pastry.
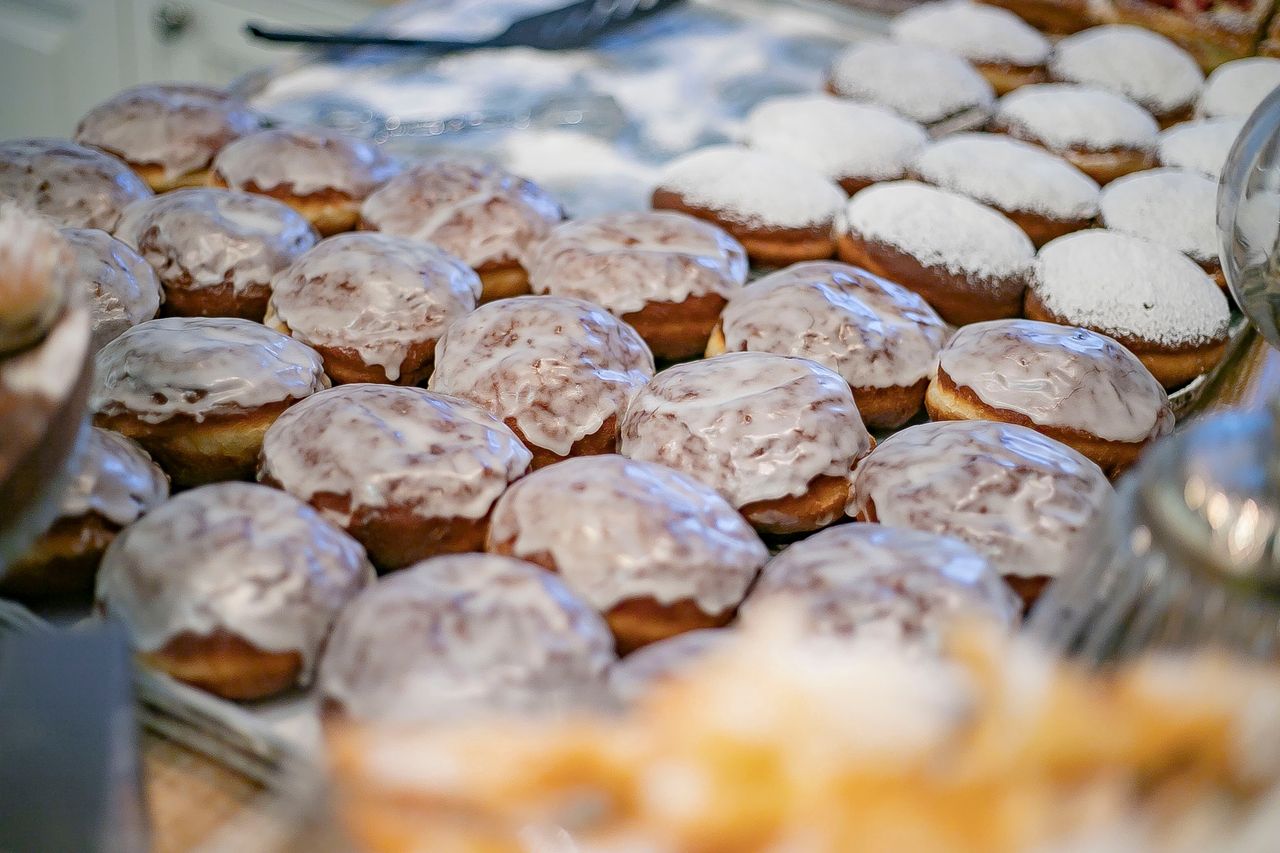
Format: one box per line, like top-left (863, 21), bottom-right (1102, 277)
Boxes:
top-left (889, 1), bottom-right (1052, 95)
top-left (1026, 230), bottom-right (1230, 388)
top-left (835, 181), bottom-right (1034, 325)
top-left (259, 384), bottom-right (531, 572)
top-left (619, 352), bottom-right (873, 536)
top-left (427, 296), bottom-right (654, 468)
top-left (1048, 26), bottom-right (1204, 128)
top-left (74, 83), bottom-right (263, 192)
top-left (486, 455), bottom-right (768, 653)
top-left (0, 203), bottom-right (73, 353)
top-left (826, 41), bottom-right (996, 125)
top-left (706, 261), bottom-right (948, 429)
top-left (650, 145), bottom-right (845, 266)
top-left (317, 554), bottom-right (615, 724)
top-left (113, 188), bottom-right (317, 322)
top-left (1197, 57), bottom-right (1280, 120)
top-left (743, 95), bottom-right (929, 194)
top-left (849, 419), bottom-right (1114, 608)
top-left (608, 628), bottom-right (728, 704)
top-left (911, 132), bottom-right (1100, 247)
top-left (0, 138), bottom-right (151, 231)
top-left (95, 482), bottom-right (373, 700)
top-left (91, 316), bottom-right (329, 487)
top-left (61, 227), bottom-right (161, 353)
top-left (925, 319), bottom-right (1174, 476)
top-left (1099, 167), bottom-right (1223, 286)
top-left (1157, 117), bottom-right (1244, 179)
top-left (525, 211), bottom-right (748, 360)
top-left (359, 159), bottom-right (563, 303)
top-left (265, 232), bottom-right (480, 385)
top-left (738, 523), bottom-right (1020, 648)
top-left (209, 128), bottom-right (397, 236)
top-left (992, 84), bottom-right (1159, 184)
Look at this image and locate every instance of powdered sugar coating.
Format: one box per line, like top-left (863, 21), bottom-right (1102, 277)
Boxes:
top-left (1049, 26), bottom-right (1203, 116)
top-left (0, 138), bottom-right (152, 231)
top-left (1158, 118), bottom-right (1244, 178)
top-left (718, 261), bottom-right (947, 390)
top-left (995, 84), bottom-right (1159, 153)
top-left (1032, 230), bottom-right (1229, 347)
top-left (260, 385), bottom-right (531, 525)
top-left (620, 352), bottom-right (872, 507)
top-left (428, 296), bottom-right (654, 455)
top-left (850, 420), bottom-right (1114, 579)
top-left (56, 427), bottom-right (168, 527)
top-left (95, 482), bottom-right (374, 679)
top-left (890, 1), bottom-right (1050, 67)
top-left (212, 128), bottom-right (397, 197)
top-left (1198, 58), bottom-right (1280, 119)
top-left (526, 211), bottom-right (747, 316)
top-left (1100, 168), bottom-right (1219, 264)
top-left (608, 628), bottom-right (727, 704)
top-left (61, 227), bottom-right (161, 353)
top-left (828, 41), bottom-right (995, 125)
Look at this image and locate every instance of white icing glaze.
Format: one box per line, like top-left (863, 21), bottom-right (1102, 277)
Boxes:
top-left (938, 319), bottom-right (1173, 443)
top-left (1099, 167), bottom-right (1219, 264)
top-left (718, 261), bottom-right (947, 390)
top-left (56, 427), bottom-right (168, 526)
top-left (607, 628), bottom-right (728, 704)
top-left (525, 211), bottom-right (748, 316)
top-left (427, 296), bottom-right (654, 455)
top-left (890, 1), bottom-right (1050, 67)
top-left (995, 84), bottom-right (1159, 153)
top-left (0, 138), bottom-right (152, 231)
top-left (212, 128), bottom-right (397, 197)
top-left (95, 482), bottom-right (374, 679)
top-left (828, 40), bottom-right (995, 125)
top-left (619, 351), bottom-right (872, 507)
top-left (267, 232), bottom-right (480, 381)
top-left (61, 228), bottom-right (161, 353)
top-left (1157, 118), bottom-right (1244, 178)
top-left (1048, 25), bottom-right (1203, 116)
top-left (0, 201), bottom-right (72, 346)
top-left (91, 316), bottom-right (329, 424)
top-left (1032, 230), bottom-right (1229, 348)
top-left (849, 420), bottom-right (1114, 579)
top-left (1198, 58), bottom-right (1280, 119)
top-left (259, 384), bottom-right (531, 524)
top-left (316, 554), bottom-right (616, 724)
top-left (488, 455), bottom-right (767, 613)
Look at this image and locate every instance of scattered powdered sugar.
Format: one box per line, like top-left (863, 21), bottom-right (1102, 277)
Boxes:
top-left (1158, 118), bottom-right (1244, 178)
top-left (1049, 25), bottom-right (1203, 116)
top-left (890, 1), bottom-right (1050, 67)
top-left (1198, 57), bottom-right (1280, 119)
top-left (1099, 167), bottom-right (1219, 263)
top-left (995, 83), bottom-right (1159, 152)
top-left (828, 40), bottom-right (995, 125)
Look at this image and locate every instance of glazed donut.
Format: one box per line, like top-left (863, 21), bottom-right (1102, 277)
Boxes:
top-left (427, 296), bottom-right (654, 468)
top-left (992, 84), bottom-right (1159, 184)
top-left (911, 132), bottom-right (1100, 247)
top-left (1197, 58), bottom-right (1280, 120)
top-left (525, 211), bottom-right (748, 360)
top-left (1, 428), bottom-right (167, 602)
top-left (890, 1), bottom-right (1052, 95)
top-left (259, 384), bottom-right (531, 572)
top-left (743, 95), bottom-right (928, 195)
top-left (360, 159), bottom-right (563, 303)
top-left (1026, 230), bottom-right (1230, 388)
top-left (91, 316), bottom-right (329, 487)
top-left (95, 482), bottom-right (373, 700)
top-left (0, 138), bottom-right (151, 231)
top-left (1157, 118), bottom-right (1244, 179)
top-left (61, 228), bottom-right (161, 353)
top-left (651, 145), bottom-right (845, 266)
top-left (826, 41), bottom-right (996, 126)
top-left (0, 204), bottom-right (73, 353)
top-left (607, 629), bottom-right (728, 704)
top-left (486, 455), bottom-right (767, 653)
top-left (925, 319), bottom-right (1174, 476)
top-left (209, 128), bottom-right (397, 236)
top-left (706, 261), bottom-right (948, 429)
top-left (619, 352), bottom-right (873, 536)
top-left (74, 83), bottom-right (263, 192)
top-left (849, 420), bottom-right (1114, 609)
top-left (835, 181), bottom-right (1035, 326)
top-left (114, 188), bottom-right (317, 322)
top-left (265, 232), bottom-right (480, 385)
top-left (317, 554), bottom-right (615, 724)
top-left (1099, 168), bottom-right (1224, 287)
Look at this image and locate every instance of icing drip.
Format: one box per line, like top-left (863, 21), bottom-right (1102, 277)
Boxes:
top-left (1049, 26), bottom-right (1203, 116)
top-left (828, 40), bottom-right (995, 125)
top-left (61, 228), bottom-right (161, 353)
top-left (995, 84), bottom-right (1159, 153)
top-left (56, 427), bottom-right (168, 526)
top-left (0, 138), bottom-right (152, 231)
top-left (212, 128), bottom-right (398, 197)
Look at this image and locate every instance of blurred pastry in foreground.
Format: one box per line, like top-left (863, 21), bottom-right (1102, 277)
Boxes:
top-left (607, 629), bottom-right (728, 705)
top-left (1196, 57), bottom-right (1280, 119)
top-left (890, 1), bottom-right (1051, 94)
top-left (1099, 167), bottom-right (1223, 286)
top-left (826, 40), bottom-right (996, 125)
top-left (0, 204), bottom-right (73, 354)
top-left (61, 227), bottom-right (161, 353)
top-left (0, 138), bottom-right (151, 231)
top-left (1157, 117), bottom-right (1244, 178)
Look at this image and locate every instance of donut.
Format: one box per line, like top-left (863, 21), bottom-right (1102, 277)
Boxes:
top-left (265, 232), bottom-right (480, 385)
top-left (61, 227), bottom-right (161, 353)
top-left (835, 181), bottom-right (1035, 325)
top-left (650, 145), bottom-right (845, 266)
top-left (113, 188), bottom-right (317, 322)
top-left (826, 41), bottom-right (996, 126)
top-left (359, 159), bottom-right (563, 303)
top-left (209, 128), bottom-right (397, 236)
top-left (91, 316), bottom-right (329, 487)
top-left (972, 0), bottom-right (1089, 35)
top-left (486, 455), bottom-right (767, 653)
top-left (0, 138), bottom-right (151, 231)
top-left (1048, 26), bottom-right (1204, 128)
top-left (95, 482), bottom-right (373, 700)
top-left (1026, 230), bottom-right (1230, 388)
top-left (1157, 117), bottom-right (1244, 178)
top-left (0, 204), bottom-right (73, 354)
top-left (74, 84), bottom-right (263, 192)
top-left (849, 420), bottom-right (1114, 609)
top-left (925, 319), bottom-right (1174, 476)
top-left (259, 384), bottom-right (531, 572)
top-left (525, 211), bottom-right (748, 360)
top-left (607, 629), bottom-right (728, 704)
top-left (706, 261), bottom-right (948, 429)
top-left (890, 1), bottom-right (1052, 95)
top-left (1197, 58), bottom-right (1280, 120)
top-left (316, 554), bottom-right (615, 724)
top-left (619, 352), bottom-right (873, 536)
top-left (743, 95), bottom-right (929, 194)
top-left (1099, 167), bottom-right (1223, 286)
top-left (427, 296), bottom-right (654, 468)
top-left (1, 428), bottom-right (167, 602)
top-left (992, 84), bottom-right (1159, 184)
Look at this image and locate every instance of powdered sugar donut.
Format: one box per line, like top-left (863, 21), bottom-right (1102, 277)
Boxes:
top-left (971, 0), bottom-right (1089, 34)
top-left (1099, 167), bottom-right (1222, 285)
top-left (61, 228), bottom-right (161, 353)
top-left (608, 629), bottom-right (728, 704)
top-left (1197, 58), bottom-right (1280, 119)
top-left (1157, 118), bottom-right (1244, 179)
top-left (0, 138), bottom-right (151, 231)
top-left (826, 41), bottom-right (996, 125)
top-left (890, 1), bottom-right (1051, 94)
